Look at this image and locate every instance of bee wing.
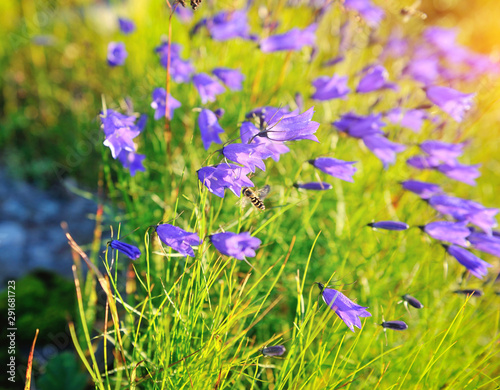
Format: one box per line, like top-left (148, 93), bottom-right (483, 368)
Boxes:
top-left (257, 185), bottom-right (271, 200)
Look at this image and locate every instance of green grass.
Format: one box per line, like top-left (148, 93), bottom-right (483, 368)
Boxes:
top-left (2, 0), bottom-right (500, 388)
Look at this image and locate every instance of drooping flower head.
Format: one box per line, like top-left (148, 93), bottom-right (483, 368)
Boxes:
top-left (406, 155), bottom-right (440, 170)
top-left (333, 112), bottom-right (385, 138)
top-left (343, 0), bottom-right (385, 28)
top-left (221, 143), bottom-right (270, 172)
top-left (400, 180), bottom-right (442, 199)
top-left (212, 68), bottom-right (245, 91)
top-left (100, 109), bottom-right (145, 159)
top-left (155, 224), bottom-right (202, 258)
top-left (444, 244), bottom-right (492, 279)
top-left (198, 164), bottom-right (254, 198)
top-left (116, 150), bottom-right (146, 176)
top-left (402, 294), bottom-right (423, 309)
top-left (425, 86), bottom-right (475, 122)
top-left (240, 121), bottom-right (290, 162)
top-left (198, 109), bottom-right (225, 150)
top-left (193, 73), bottom-right (226, 104)
top-left (367, 221), bottom-right (409, 231)
top-left (316, 283), bottom-right (371, 332)
top-left (151, 87), bottom-right (181, 120)
top-left (419, 140), bottom-right (465, 164)
top-left (385, 108), bottom-right (428, 133)
top-left (204, 10), bottom-right (253, 41)
top-left (293, 182), bottom-right (332, 191)
top-left (109, 240), bottom-right (141, 260)
top-left (260, 24), bottom-right (317, 52)
top-left (363, 135), bottom-right (406, 168)
top-left (356, 65), bottom-right (396, 93)
top-left (311, 75), bottom-right (350, 101)
top-left (467, 231), bottom-right (500, 257)
top-left (420, 221), bottom-right (470, 246)
top-left (255, 107), bottom-right (320, 142)
top-left (437, 163), bottom-right (481, 186)
top-left (209, 231), bottom-right (261, 261)
top-left (260, 345), bottom-right (286, 357)
top-left (107, 42), bottom-right (128, 66)
top-left (118, 18), bottom-right (136, 34)
top-left (308, 157), bottom-right (357, 182)
top-left (155, 41), bottom-right (195, 83)
top-left (381, 321), bottom-right (408, 330)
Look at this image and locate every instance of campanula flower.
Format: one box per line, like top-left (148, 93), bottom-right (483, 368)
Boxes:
top-left (174, 5), bottom-right (193, 23)
top-left (109, 240), bottom-right (141, 260)
top-left (425, 86), bottom-right (475, 123)
top-left (210, 232), bottom-right (261, 260)
top-left (419, 140), bottom-right (464, 164)
top-left (118, 18), bottom-right (135, 34)
top-left (424, 26), bottom-right (457, 51)
top-left (401, 180), bottom-right (442, 199)
top-left (155, 224), bottom-right (202, 258)
top-left (221, 143), bottom-right (270, 172)
top-left (151, 87), bottom-right (181, 120)
top-left (316, 283), bottom-right (371, 332)
top-left (255, 107), bottom-right (320, 142)
top-left (193, 73), bottom-right (225, 104)
top-left (308, 157), bottom-right (357, 182)
top-left (311, 75), bottom-right (350, 101)
top-left (421, 221), bottom-right (470, 246)
top-left (155, 42), bottom-right (195, 83)
top-left (467, 231), bottom-right (500, 257)
top-left (403, 57), bottom-right (440, 85)
top-left (107, 42), bottom-right (128, 66)
top-left (333, 113), bottom-right (385, 138)
top-left (240, 121), bottom-right (290, 162)
top-left (437, 163), bottom-right (481, 186)
top-left (385, 108), bottom-right (427, 133)
top-left (198, 164), bottom-right (254, 198)
top-left (381, 321), bottom-right (408, 330)
top-left (363, 136), bottom-right (406, 168)
top-left (453, 289), bottom-right (483, 297)
top-left (212, 68), bottom-right (244, 91)
top-left (116, 150), bottom-right (146, 176)
top-left (444, 244), bottom-right (492, 279)
top-left (260, 24), bottom-right (317, 52)
top-left (198, 109), bottom-right (225, 150)
top-left (367, 221), bottom-right (409, 231)
top-left (343, 0), bottom-right (384, 28)
top-left (356, 65), bottom-right (396, 93)
top-left (260, 345), bottom-right (286, 357)
top-left (100, 110), bottom-right (145, 159)
top-left (402, 294), bottom-right (423, 309)
top-left (406, 155), bottom-right (440, 170)
top-left (245, 106), bottom-right (297, 129)
top-left (293, 182), bottom-right (332, 190)
top-left (205, 10), bottom-right (253, 41)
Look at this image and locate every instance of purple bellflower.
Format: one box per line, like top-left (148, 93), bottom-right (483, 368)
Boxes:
top-left (316, 283), bottom-right (371, 332)
top-left (116, 150), bottom-right (146, 176)
top-left (198, 109), bottom-right (225, 150)
top-left (420, 140), bottom-right (464, 164)
top-left (205, 10), bottom-right (253, 41)
top-left (424, 26), bottom-right (457, 51)
top-left (406, 155), bottom-right (440, 170)
top-left (293, 182), bottom-right (332, 191)
top-left (403, 57), bottom-right (441, 86)
top-left (210, 231), bottom-right (261, 260)
top-left (467, 232), bottom-right (500, 257)
top-left (308, 157), bottom-right (357, 182)
top-left (343, 0), bottom-right (384, 28)
top-left (212, 68), bottom-right (244, 91)
top-left (425, 86), bottom-right (475, 122)
top-left (401, 180), bottom-right (442, 199)
top-left (198, 163), bottom-right (254, 198)
top-left (151, 87), bottom-right (181, 120)
top-left (421, 221), bottom-right (470, 246)
top-left (240, 121), bottom-right (290, 162)
top-left (453, 289), bottom-right (483, 297)
top-left (260, 345), bottom-right (286, 357)
top-left (311, 75), bottom-right (350, 101)
top-left (256, 107), bottom-right (320, 142)
top-left (100, 109), bottom-right (144, 159)
top-left (356, 65), bottom-right (396, 93)
top-left (246, 106), bottom-right (296, 128)
top-left (118, 18), bottom-right (135, 34)
top-left (437, 163), bottom-right (481, 186)
top-left (333, 112), bottom-right (385, 138)
top-left (109, 240), bottom-right (141, 260)
top-left (193, 73), bottom-right (225, 104)
top-left (107, 42), bottom-right (128, 66)
top-left (155, 224), bottom-right (202, 258)
top-left (174, 6), bottom-right (193, 23)
top-left (402, 294), bottom-right (424, 309)
top-left (363, 135), bottom-right (406, 168)
top-left (260, 24), bottom-right (317, 52)
top-left (444, 244), bottom-right (492, 279)
top-left (381, 321), bottom-right (408, 330)
top-left (155, 42), bottom-right (195, 83)
top-left (367, 221), bottom-right (409, 231)
top-left (221, 143), bottom-right (270, 172)
top-left (385, 108), bottom-right (427, 133)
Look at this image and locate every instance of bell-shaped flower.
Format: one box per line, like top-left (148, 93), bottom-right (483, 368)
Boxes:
top-left (205, 10), bottom-right (253, 41)
top-left (155, 224), bottom-right (202, 258)
top-left (401, 180), bottom-right (442, 199)
top-left (100, 109), bottom-right (144, 159)
top-left (444, 244), bottom-right (492, 279)
top-left (198, 109), bottom-right (225, 150)
top-left (256, 107), bottom-right (320, 142)
top-left (467, 231), bottom-right (500, 257)
top-left (419, 140), bottom-right (464, 164)
top-left (356, 65), bottom-right (396, 93)
top-left (116, 150), bottom-right (146, 177)
top-left (193, 73), bottom-right (225, 104)
top-left (118, 18), bottom-right (135, 34)
top-left (155, 41), bottom-right (194, 83)
top-left (425, 86), bottom-right (475, 122)
top-left (437, 163), bottom-right (481, 186)
top-left (107, 42), bottom-right (128, 66)
top-left (212, 68), bottom-right (244, 91)
top-left (367, 221), bottom-right (409, 231)
top-left (198, 163), bottom-right (254, 198)
top-left (406, 155), bottom-right (440, 170)
top-left (421, 221), bottom-right (470, 246)
top-left (316, 283), bottom-right (371, 332)
top-left (260, 24), bottom-right (317, 53)
top-left (363, 135), bottom-right (406, 168)
top-left (293, 182), bottom-right (332, 191)
top-left (333, 112), bottom-right (385, 138)
top-left (308, 157), bottom-right (357, 182)
top-left (221, 143), bottom-right (270, 172)
top-left (381, 321), bottom-right (408, 330)
top-left (240, 121), bottom-right (290, 162)
top-left (109, 240), bottom-right (141, 260)
top-left (312, 75), bottom-right (350, 101)
top-left (151, 87), bottom-right (181, 120)
top-left (209, 231), bottom-right (261, 260)
top-left (343, 0), bottom-right (384, 28)
top-left (385, 108), bottom-right (427, 133)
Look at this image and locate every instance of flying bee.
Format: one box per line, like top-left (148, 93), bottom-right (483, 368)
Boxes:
top-left (400, 0), bottom-right (427, 22)
top-left (240, 185), bottom-right (271, 210)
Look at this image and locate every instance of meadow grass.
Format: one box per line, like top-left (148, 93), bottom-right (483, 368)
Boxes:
top-left (2, 0), bottom-right (500, 388)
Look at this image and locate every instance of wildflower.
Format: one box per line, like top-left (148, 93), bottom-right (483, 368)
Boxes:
top-left (400, 180), bottom-right (442, 199)
top-left (212, 68), bottom-right (244, 91)
top-left (100, 110), bottom-right (145, 159)
top-left (260, 24), bottom-right (317, 52)
top-left (311, 75), bottom-right (350, 101)
top-left (467, 231), bottom-right (500, 257)
top-left (452, 289), bottom-right (483, 297)
top-left (260, 345), bottom-right (286, 357)
top-left (221, 144), bottom-right (270, 172)
top-left (151, 88), bottom-right (181, 120)
top-left (437, 163), bottom-right (481, 186)
top-left (308, 157), bottom-right (357, 182)
top-left (420, 221), bottom-right (470, 246)
top-left (175, 5), bottom-right (193, 23)
top-left (155, 224), bottom-right (202, 257)
top-left (425, 86), bottom-right (475, 123)
top-left (155, 42), bottom-right (195, 83)
top-left (424, 26), bottom-right (457, 51)
top-left (198, 109), bottom-right (225, 150)
top-left (116, 150), bottom-right (146, 176)
top-left (293, 182), bottom-right (332, 190)
top-left (256, 107), bottom-right (320, 142)
top-left (107, 42), bottom-right (128, 66)
top-left (205, 10), bottom-right (253, 41)
top-left (356, 65), bottom-right (396, 93)
top-left (316, 283), bottom-right (372, 332)
top-left (109, 240), bottom-right (141, 260)
top-left (198, 164), bottom-right (254, 198)
top-left (367, 221), bottom-right (409, 231)
top-left (363, 135), bottom-right (406, 168)
top-left (402, 294), bottom-right (423, 309)
top-left (444, 244), bottom-right (492, 279)
top-left (385, 108), bottom-right (427, 133)
top-left (245, 106), bottom-right (296, 129)
top-left (118, 18), bottom-right (135, 34)
top-left (406, 155), bottom-right (440, 170)
top-left (343, 0), bottom-right (384, 28)
top-left (419, 140), bottom-right (464, 164)
top-left (193, 73), bottom-right (225, 104)
top-left (209, 232), bottom-right (261, 260)
top-left (381, 321), bottom-right (408, 330)
top-left (333, 113), bottom-right (385, 138)
top-left (240, 122), bottom-right (290, 162)
top-left (403, 56), bottom-right (440, 85)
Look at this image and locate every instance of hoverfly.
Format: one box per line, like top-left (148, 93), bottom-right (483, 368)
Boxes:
top-left (241, 185), bottom-right (271, 210)
top-left (400, 0), bottom-right (427, 22)
top-left (175, 0), bottom-right (202, 10)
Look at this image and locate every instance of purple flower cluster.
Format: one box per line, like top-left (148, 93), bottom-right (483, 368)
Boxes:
top-left (155, 41), bottom-right (195, 83)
